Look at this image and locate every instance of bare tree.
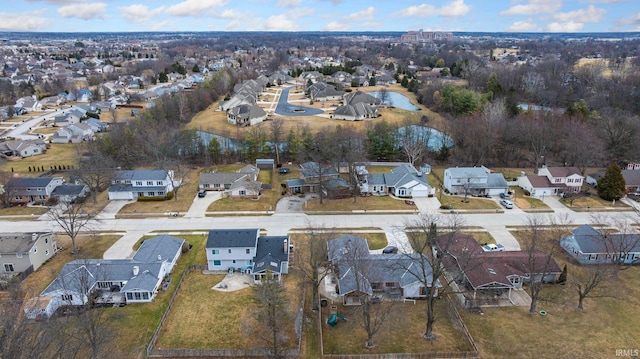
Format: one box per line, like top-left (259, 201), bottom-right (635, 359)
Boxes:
top-left (399, 119), bottom-right (427, 167)
top-left (334, 126), bottom-right (366, 203)
top-left (296, 223), bottom-right (332, 311)
top-left (269, 118), bottom-right (285, 165)
top-left (521, 71), bottom-right (545, 103)
top-left (251, 275), bottom-right (291, 358)
top-left (377, 87), bottom-right (390, 106)
top-left (300, 127), bottom-right (337, 205)
top-left (569, 264), bottom-right (617, 310)
top-left (48, 201), bottom-right (95, 254)
top-left (76, 143), bottom-right (116, 204)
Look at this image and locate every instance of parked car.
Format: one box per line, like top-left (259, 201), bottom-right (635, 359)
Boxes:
top-left (482, 243), bottom-right (505, 252)
top-left (499, 192), bottom-right (511, 199)
top-left (278, 167), bottom-right (291, 174)
top-left (500, 199), bottom-right (514, 209)
top-left (382, 246), bottom-right (398, 254)
top-left (197, 189), bottom-right (206, 198)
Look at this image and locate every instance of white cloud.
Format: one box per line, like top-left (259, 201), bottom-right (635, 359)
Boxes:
top-left (0, 10), bottom-right (51, 31)
top-left (589, 0), bottom-right (626, 3)
top-left (545, 21), bottom-right (585, 31)
top-left (395, 0), bottom-right (470, 18)
top-left (119, 4), bottom-right (165, 23)
top-left (26, 0), bottom-right (92, 3)
top-left (617, 12), bottom-right (640, 27)
top-left (320, 0), bottom-right (343, 4)
top-left (287, 8), bottom-right (315, 19)
top-left (553, 5), bottom-right (606, 23)
top-left (164, 0), bottom-right (228, 17)
top-left (439, 0), bottom-right (471, 17)
top-left (277, 0), bottom-right (301, 7)
top-left (262, 14), bottom-right (298, 31)
top-left (323, 21), bottom-right (347, 31)
top-left (506, 19), bottom-right (538, 32)
top-left (500, 0), bottom-right (562, 16)
top-left (344, 7), bottom-right (376, 22)
top-left (150, 20), bottom-right (172, 31)
top-left (58, 2), bottom-right (107, 20)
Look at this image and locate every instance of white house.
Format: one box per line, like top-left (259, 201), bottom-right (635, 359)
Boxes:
top-left (360, 164), bottom-right (434, 198)
top-left (108, 169), bottom-right (175, 200)
top-left (443, 166), bottom-right (508, 196)
top-left (518, 166), bottom-right (584, 197)
top-left (0, 232), bottom-right (57, 276)
top-left (0, 139), bottom-right (47, 158)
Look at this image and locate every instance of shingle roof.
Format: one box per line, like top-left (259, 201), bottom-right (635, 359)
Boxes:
top-left (6, 177), bottom-right (58, 189)
top-left (206, 229), bottom-right (259, 248)
top-left (51, 184), bottom-right (87, 196)
top-left (253, 236), bottom-right (289, 274)
top-left (0, 232), bottom-right (47, 253)
top-left (199, 172), bottom-right (246, 185)
top-left (569, 224), bottom-right (640, 254)
top-left (113, 170), bottom-right (168, 181)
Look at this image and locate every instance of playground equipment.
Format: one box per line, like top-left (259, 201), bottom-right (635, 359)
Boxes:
top-left (327, 304), bottom-right (347, 328)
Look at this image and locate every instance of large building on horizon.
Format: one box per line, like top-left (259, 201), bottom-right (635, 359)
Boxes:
top-left (400, 29), bottom-right (453, 43)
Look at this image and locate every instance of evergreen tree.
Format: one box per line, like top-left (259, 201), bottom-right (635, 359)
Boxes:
top-left (558, 264), bottom-right (567, 284)
top-left (597, 163), bottom-right (626, 201)
top-left (192, 64), bottom-right (200, 73)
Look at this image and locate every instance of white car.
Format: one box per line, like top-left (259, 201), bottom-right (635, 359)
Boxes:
top-left (500, 199), bottom-right (514, 209)
top-left (482, 243), bottom-right (505, 252)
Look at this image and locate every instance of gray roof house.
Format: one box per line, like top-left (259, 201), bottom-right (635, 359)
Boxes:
top-left (307, 82), bottom-right (344, 102)
top-left (226, 104), bottom-right (267, 127)
top-left (31, 235), bottom-right (185, 318)
top-left (199, 165), bottom-right (260, 197)
top-left (205, 229), bottom-right (291, 282)
top-left (51, 184), bottom-right (90, 203)
top-left (327, 235), bottom-right (439, 305)
top-left (360, 164), bottom-right (434, 198)
top-left (108, 169), bottom-right (174, 200)
top-left (560, 225), bottom-right (640, 265)
top-left (0, 139), bottom-right (47, 158)
top-left (4, 176), bottom-right (64, 204)
top-left (444, 166), bottom-right (508, 196)
top-left (587, 170), bottom-right (640, 193)
top-left (1, 232), bottom-right (56, 277)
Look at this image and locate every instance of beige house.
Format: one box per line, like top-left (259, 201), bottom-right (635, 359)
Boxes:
top-left (0, 232), bottom-right (56, 277)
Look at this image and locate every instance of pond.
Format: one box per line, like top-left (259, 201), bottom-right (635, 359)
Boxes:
top-left (369, 91), bottom-right (421, 111)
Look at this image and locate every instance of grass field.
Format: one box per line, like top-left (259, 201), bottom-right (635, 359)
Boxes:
top-left (0, 143), bottom-right (80, 174)
top-left (304, 195), bottom-right (418, 211)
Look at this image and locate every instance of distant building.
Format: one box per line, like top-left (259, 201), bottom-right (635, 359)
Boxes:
top-left (400, 29), bottom-right (453, 43)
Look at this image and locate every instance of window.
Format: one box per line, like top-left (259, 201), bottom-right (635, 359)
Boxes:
top-left (142, 292), bottom-right (149, 300)
top-left (4, 264), bottom-right (15, 272)
top-left (213, 260), bottom-right (221, 266)
top-left (246, 248), bottom-right (250, 254)
top-left (158, 191), bottom-right (164, 196)
top-left (126, 293), bottom-right (133, 300)
top-left (239, 190), bottom-right (246, 196)
top-left (228, 249), bottom-right (232, 254)
top-left (61, 294), bottom-right (73, 301)
top-left (211, 249), bottom-right (219, 255)
top-left (157, 181), bottom-right (163, 185)
top-left (148, 192), bottom-right (155, 196)
top-left (134, 292), bottom-right (141, 300)
top-left (385, 282), bottom-right (396, 288)
top-left (135, 181), bottom-right (143, 186)
top-left (147, 181), bottom-right (153, 185)
top-left (45, 250), bottom-right (49, 256)
top-left (45, 238), bottom-right (48, 244)
top-left (232, 260), bottom-right (236, 264)
top-left (204, 184), bottom-right (210, 188)
top-left (214, 184), bottom-right (220, 188)
top-left (33, 246), bottom-right (37, 253)
top-left (420, 287), bottom-right (432, 296)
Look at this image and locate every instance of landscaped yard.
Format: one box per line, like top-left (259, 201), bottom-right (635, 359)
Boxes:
top-left (0, 143), bottom-right (79, 174)
top-left (305, 195), bottom-right (417, 211)
top-left (438, 194), bottom-right (501, 210)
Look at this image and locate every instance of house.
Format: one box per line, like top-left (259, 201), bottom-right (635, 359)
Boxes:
top-left (517, 166), bottom-right (584, 197)
top-left (0, 232), bottom-right (56, 277)
top-left (53, 112), bottom-right (82, 127)
top-left (0, 139), bottom-right (47, 158)
top-left (226, 104), bottom-right (267, 127)
top-left (306, 82), bottom-right (344, 102)
top-left (82, 117), bottom-right (109, 133)
top-left (4, 176), bottom-right (64, 205)
top-left (587, 170), bottom-right (640, 193)
top-left (285, 161), bottom-right (340, 194)
top-left (560, 225), bottom-right (640, 265)
top-left (51, 127), bottom-right (76, 144)
top-left (205, 229), bottom-right (291, 282)
top-left (228, 176), bottom-right (262, 199)
top-left (435, 233), bottom-right (561, 307)
top-left (108, 170), bottom-right (174, 200)
top-left (31, 235), bottom-right (185, 318)
top-left (361, 164), bottom-right (434, 198)
top-left (443, 166), bottom-right (508, 196)
top-left (51, 184), bottom-right (90, 203)
top-left (199, 165), bottom-right (260, 196)
top-left (66, 123), bottom-right (95, 141)
top-left (327, 235), bottom-right (439, 305)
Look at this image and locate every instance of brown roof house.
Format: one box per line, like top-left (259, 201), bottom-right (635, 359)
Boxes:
top-left (517, 166), bottom-right (584, 197)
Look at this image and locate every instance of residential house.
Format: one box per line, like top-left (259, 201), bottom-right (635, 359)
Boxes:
top-left (82, 117), bottom-right (109, 133)
top-left (586, 170), bottom-right (640, 193)
top-left (31, 235), bottom-right (185, 318)
top-left (361, 164), bottom-right (434, 198)
top-left (51, 127), bottom-right (76, 144)
top-left (4, 176), bottom-right (64, 205)
top-left (560, 225), bottom-right (640, 265)
top-left (518, 166), bottom-right (584, 197)
top-left (443, 166), bottom-right (509, 196)
top-left (53, 111), bottom-right (83, 127)
top-left (285, 161), bottom-right (340, 194)
top-left (299, 71), bottom-right (325, 84)
top-left (205, 229), bottom-right (291, 282)
top-left (306, 82), bottom-right (344, 102)
top-left (0, 139), bottom-right (47, 158)
top-left (199, 165), bottom-right (260, 197)
top-left (0, 232), bottom-right (56, 277)
top-left (228, 176), bottom-right (262, 199)
top-left (67, 123), bottom-right (95, 141)
top-left (327, 235), bottom-right (439, 305)
top-left (256, 159), bottom-right (275, 171)
top-left (51, 184), bottom-right (90, 203)
top-left (435, 233), bottom-right (561, 307)
top-left (16, 96), bottom-right (42, 112)
top-left (108, 170), bottom-right (174, 200)
top-left (332, 91), bottom-right (381, 121)
top-left (226, 104), bottom-right (267, 127)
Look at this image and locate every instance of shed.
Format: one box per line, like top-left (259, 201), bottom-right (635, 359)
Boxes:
top-left (256, 159), bottom-right (275, 170)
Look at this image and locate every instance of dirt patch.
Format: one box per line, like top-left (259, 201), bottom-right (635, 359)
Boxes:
top-left (208, 272), bottom-right (253, 292)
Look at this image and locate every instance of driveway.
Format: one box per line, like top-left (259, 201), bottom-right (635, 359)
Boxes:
top-left (184, 191), bottom-right (222, 218)
top-left (484, 226), bottom-right (521, 250)
top-left (413, 197), bottom-right (441, 213)
top-left (274, 193), bottom-right (314, 213)
top-left (274, 87), bottom-right (323, 116)
top-left (95, 200), bottom-right (135, 220)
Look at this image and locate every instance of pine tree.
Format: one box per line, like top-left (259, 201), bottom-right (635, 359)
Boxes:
top-left (597, 163), bottom-right (626, 201)
top-left (558, 264), bottom-right (567, 284)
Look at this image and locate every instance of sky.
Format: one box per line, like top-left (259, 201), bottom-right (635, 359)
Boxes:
top-left (0, 0), bottom-right (639, 33)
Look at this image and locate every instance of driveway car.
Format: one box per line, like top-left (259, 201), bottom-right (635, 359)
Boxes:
top-left (382, 246), bottom-right (398, 254)
top-left (197, 189), bottom-right (206, 198)
top-left (482, 243), bottom-right (505, 252)
top-left (500, 199), bottom-right (514, 209)
top-left (499, 192), bottom-right (511, 199)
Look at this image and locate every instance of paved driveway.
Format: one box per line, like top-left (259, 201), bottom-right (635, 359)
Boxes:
top-left (95, 200), bottom-right (134, 220)
top-left (274, 87), bottom-right (323, 116)
top-left (184, 191), bottom-right (223, 217)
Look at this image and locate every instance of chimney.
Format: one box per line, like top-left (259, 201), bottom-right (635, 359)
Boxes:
top-left (157, 254), bottom-right (162, 261)
top-left (284, 239), bottom-right (288, 253)
top-left (133, 266), bottom-right (139, 276)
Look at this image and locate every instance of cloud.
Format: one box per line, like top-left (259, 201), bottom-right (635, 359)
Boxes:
top-left (150, 20), bottom-right (172, 31)
top-left (500, 0), bottom-right (562, 16)
top-left (544, 21), bottom-right (585, 32)
top-left (0, 10), bottom-right (51, 31)
top-left (320, 0), bottom-right (343, 4)
top-left (277, 0), bottom-right (301, 6)
top-left (439, 0), bottom-right (471, 17)
top-left (553, 5), bottom-right (606, 23)
top-left (58, 2), bottom-right (107, 20)
top-left (616, 12), bottom-right (640, 27)
top-left (507, 19), bottom-right (538, 31)
top-left (119, 4), bottom-right (165, 23)
top-left (323, 21), bottom-right (347, 31)
top-left (164, 0), bottom-right (228, 17)
top-left (589, 0), bottom-right (627, 3)
top-left (344, 7), bottom-right (376, 22)
top-left (262, 14), bottom-right (298, 31)
top-left (26, 0), bottom-right (92, 3)
top-left (395, 0), bottom-right (471, 18)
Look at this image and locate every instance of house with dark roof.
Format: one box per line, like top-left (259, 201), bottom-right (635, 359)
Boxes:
top-left (4, 176), bottom-right (64, 205)
top-left (327, 235), bottom-right (439, 305)
top-left (435, 233), bottom-right (561, 307)
top-left (29, 235), bottom-right (184, 318)
top-left (0, 139), bottom-right (47, 158)
top-left (560, 225), bottom-right (640, 265)
top-left (332, 91), bottom-right (381, 121)
top-left (360, 164), bottom-right (434, 198)
top-left (518, 166), bottom-right (584, 197)
top-left (306, 82), bottom-right (344, 102)
top-left (226, 104), bottom-right (267, 127)
top-left (199, 166), bottom-right (261, 198)
top-left (0, 232), bottom-right (56, 278)
top-left (108, 170), bottom-right (174, 200)
top-left (205, 229), bottom-right (291, 282)
top-left (284, 161), bottom-right (341, 195)
top-left (443, 166), bottom-right (509, 197)
top-left (587, 169), bottom-right (640, 193)
top-left (51, 184), bottom-right (89, 203)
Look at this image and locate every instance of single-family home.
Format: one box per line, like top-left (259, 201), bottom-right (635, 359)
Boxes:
top-left (67, 123), bottom-right (95, 141)
top-left (205, 229), bottom-right (291, 282)
top-left (443, 166), bottom-right (509, 196)
top-left (199, 165), bottom-right (260, 197)
top-left (30, 235), bottom-right (185, 318)
top-left (51, 184), bottom-right (90, 203)
top-left (108, 169), bottom-right (174, 200)
top-left (226, 104), bottom-right (267, 127)
top-left (361, 164), bottom-right (434, 198)
top-left (435, 233), bottom-right (561, 307)
top-left (307, 82), bottom-right (344, 102)
top-left (518, 166), bottom-right (584, 197)
top-left (4, 176), bottom-right (64, 205)
top-left (587, 170), bottom-right (640, 193)
top-left (0, 232), bottom-right (56, 277)
top-left (0, 139), bottom-right (47, 158)
top-left (51, 127), bottom-right (76, 144)
top-left (327, 235), bottom-right (440, 305)
top-left (284, 161), bottom-right (340, 195)
top-left (560, 225), bottom-right (640, 265)
top-left (82, 117), bottom-right (109, 133)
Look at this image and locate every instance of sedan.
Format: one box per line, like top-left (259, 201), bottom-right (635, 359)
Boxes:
top-left (500, 199), bottom-right (514, 209)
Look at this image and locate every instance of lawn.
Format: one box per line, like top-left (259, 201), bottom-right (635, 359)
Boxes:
top-left (438, 194), bottom-right (500, 210)
top-left (305, 195), bottom-right (416, 211)
top-left (208, 188), bottom-right (282, 212)
top-left (560, 193), bottom-right (629, 209)
top-left (0, 205), bottom-right (49, 217)
top-left (0, 143), bottom-right (80, 174)
top-left (511, 187), bottom-right (548, 209)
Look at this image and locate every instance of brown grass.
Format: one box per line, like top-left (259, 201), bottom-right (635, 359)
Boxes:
top-left (0, 143), bottom-right (79, 174)
top-left (0, 205), bottom-right (49, 216)
top-left (438, 195), bottom-right (501, 210)
top-left (304, 195), bottom-right (417, 211)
